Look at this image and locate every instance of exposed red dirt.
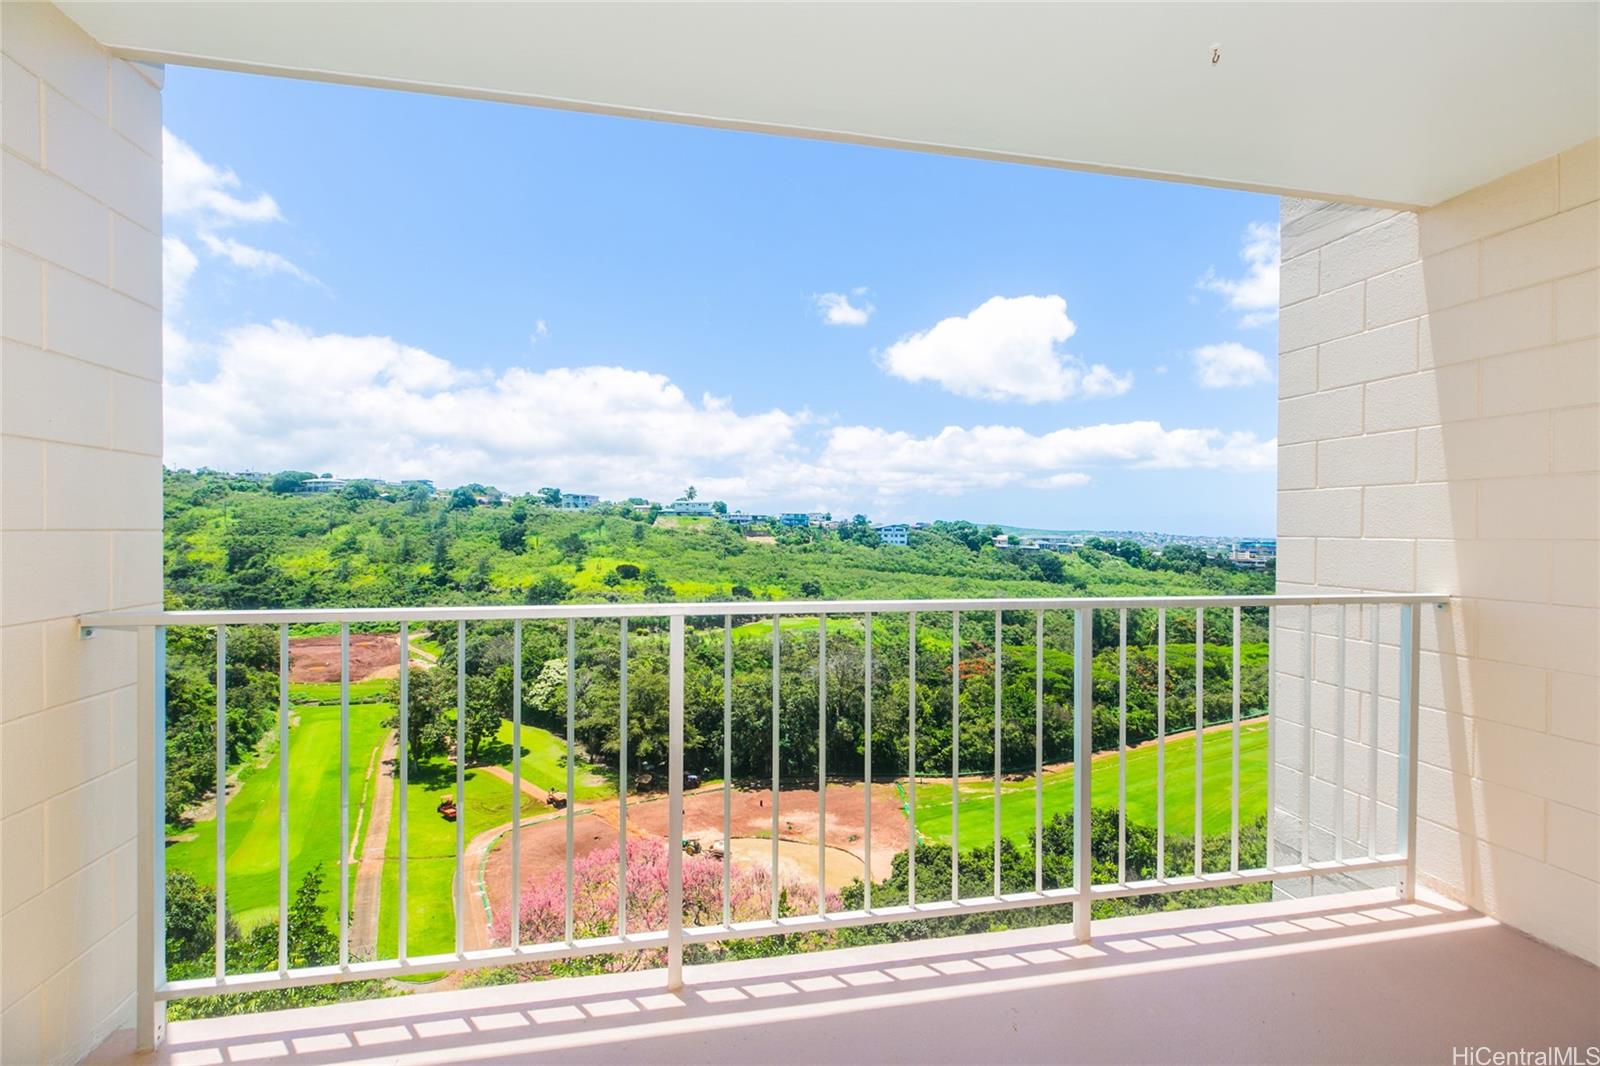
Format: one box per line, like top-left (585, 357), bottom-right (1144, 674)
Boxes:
top-left (479, 782), bottom-right (910, 941)
top-left (288, 633), bottom-right (402, 683)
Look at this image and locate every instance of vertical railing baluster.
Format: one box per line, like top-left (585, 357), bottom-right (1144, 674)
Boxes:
top-left (215, 625), bottom-right (227, 978)
top-left (863, 612), bottom-right (873, 910)
top-left (993, 609), bottom-right (1002, 898)
top-left (398, 622), bottom-right (409, 960)
top-left (817, 612), bottom-right (828, 915)
top-left (1368, 604), bottom-right (1381, 859)
top-left (1072, 608), bottom-right (1092, 942)
top-left (1231, 606), bottom-right (1241, 875)
top-left (512, 619), bottom-right (523, 949)
top-left (1156, 608), bottom-right (1166, 880)
top-left (723, 616), bottom-right (733, 926)
top-left (771, 615), bottom-right (781, 921)
top-left (1118, 608), bottom-right (1127, 885)
top-left (564, 619), bottom-right (576, 945)
top-left (951, 610), bottom-right (960, 902)
top-left (1398, 603), bottom-right (1422, 898)
top-left (1301, 606), bottom-right (1314, 866)
top-left (666, 615), bottom-right (685, 989)
top-left (1335, 605), bottom-right (1348, 862)
top-left (1034, 610), bottom-right (1043, 894)
top-left (454, 620), bottom-right (466, 956)
top-left (619, 619), bottom-right (629, 936)
top-left (136, 625), bottom-right (167, 1052)
top-left (1194, 608), bottom-right (1204, 877)
top-left (908, 612), bottom-right (918, 907)
top-left (277, 624), bottom-right (289, 975)
top-left (340, 623), bottom-right (351, 968)
top-left (1266, 606), bottom-right (1276, 870)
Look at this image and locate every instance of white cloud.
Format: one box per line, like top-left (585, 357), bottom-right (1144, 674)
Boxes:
top-left (879, 295), bottom-right (1131, 403)
top-left (165, 321), bottom-right (808, 498)
top-left (197, 232), bottom-right (320, 287)
top-left (530, 320), bottom-right (550, 345)
top-left (1197, 222), bottom-right (1280, 327)
top-left (820, 420), bottom-right (1274, 499)
top-left (163, 129), bottom-right (281, 226)
top-left (814, 290), bottom-right (874, 326)
top-left (162, 236), bottom-right (198, 312)
top-left (1191, 342), bottom-right (1272, 388)
top-left (167, 319), bottom-right (1272, 513)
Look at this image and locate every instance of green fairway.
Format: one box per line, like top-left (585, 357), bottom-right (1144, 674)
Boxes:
top-left (373, 755), bottom-right (549, 958)
top-left (165, 698), bottom-right (392, 932)
top-left (911, 719), bottom-right (1268, 853)
top-left (730, 616), bottom-right (864, 641)
top-left (290, 679), bottom-right (391, 704)
top-left (494, 719), bottom-right (612, 801)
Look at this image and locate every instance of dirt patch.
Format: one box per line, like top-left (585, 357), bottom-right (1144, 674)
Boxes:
top-left (350, 731), bottom-right (397, 958)
top-left (288, 633), bottom-right (402, 683)
top-left (479, 782), bottom-right (910, 942)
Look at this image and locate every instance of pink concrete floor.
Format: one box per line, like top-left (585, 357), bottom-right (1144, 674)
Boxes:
top-left (92, 888), bottom-right (1598, 1065)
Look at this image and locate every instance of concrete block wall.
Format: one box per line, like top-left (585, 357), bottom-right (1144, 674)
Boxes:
top-left (1273, 140), bottom-right (1599, 963)
top-left (0, 4), bottom-right (163, 1063)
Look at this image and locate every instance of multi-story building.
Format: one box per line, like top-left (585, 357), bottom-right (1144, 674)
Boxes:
top-left (874, 523), bottom-right (910, 546)
top-left (664, 498), bottom-right (714, 516)
top-left (559, 493), bottom-right (599, 511)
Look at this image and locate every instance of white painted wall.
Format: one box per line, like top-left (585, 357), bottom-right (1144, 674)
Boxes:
top-left (1273, 140), bottom-right (1599, 962)
top-left (0, 3), bottom-right (163, 1062)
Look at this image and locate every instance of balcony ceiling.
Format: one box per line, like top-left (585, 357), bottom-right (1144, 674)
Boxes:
top-left (58, 1), bottom-right (1599, 208)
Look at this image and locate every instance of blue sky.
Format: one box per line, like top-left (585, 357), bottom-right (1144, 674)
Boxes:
top-left (162, 67), bottom-right (1280, 535)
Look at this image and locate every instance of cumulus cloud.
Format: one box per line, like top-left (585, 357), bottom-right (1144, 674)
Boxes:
top-left (167, 320), bottom-right (1273, 512)
top-left (163, 129), bottom-right (281, 226)
top-left (814, 290), bottom-right (874, 326)
top-left (879, 295), bottom-right (1131, 403)
top-left (198, 232), bottom-right (321, 287)
top-left (1197, 222), bottom-right (1280, 327)
top-left (1191, 342), bottom-right (1272, 388)
top-left (820, 420), bottom-right (1274, 499)
top-left (165, 321), bottom-right (808, 498)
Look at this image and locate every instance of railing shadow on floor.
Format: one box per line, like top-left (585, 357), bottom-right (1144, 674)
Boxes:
top-left (90, 892), bottom-right (1518, 1065)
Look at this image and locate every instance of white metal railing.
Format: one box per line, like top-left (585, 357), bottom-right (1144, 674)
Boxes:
top-left (81, 592), bottom-right (1443, 1050)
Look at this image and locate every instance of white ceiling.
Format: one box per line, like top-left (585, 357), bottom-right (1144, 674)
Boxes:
top-left (59, 1), bottom-right (1600, 207)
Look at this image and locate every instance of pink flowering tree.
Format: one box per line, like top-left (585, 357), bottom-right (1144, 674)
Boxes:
top-left (491, 839), bottom-right (843, 975)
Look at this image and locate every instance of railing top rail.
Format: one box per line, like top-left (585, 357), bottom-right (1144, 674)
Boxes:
top-left (81, 592), bottom-right (1448, 629)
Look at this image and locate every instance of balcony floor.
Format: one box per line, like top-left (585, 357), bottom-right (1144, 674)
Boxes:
top-left (93, 888), bottom-right (1598, 1065)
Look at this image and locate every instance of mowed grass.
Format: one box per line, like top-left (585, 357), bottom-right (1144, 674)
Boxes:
top-left (290, 679), bottom-right (391, 705)
top-left (374, 758), bottom-right (548, 959)
top-left (374, 718), bottom-right (604, 959)
top-left (497, 719), bottom-right (612, 801)
top-left (730, 616), bottom-right (862, 641)
top-left (912, 719), bottom-right (1268, 853)
top-left (165, 698), bottom-right (392, 932)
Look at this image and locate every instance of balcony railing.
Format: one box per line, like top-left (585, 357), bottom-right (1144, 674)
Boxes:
top-left (80, 592), bottom-right (1443, 1049)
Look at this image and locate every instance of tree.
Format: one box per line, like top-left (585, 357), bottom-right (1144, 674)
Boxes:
top-left (683, 485), bottom-right (697, 500)
top-left (165, 870), bottom-right (235, 963)
top-left (343, 480), bottom-right (378, 500)
top-left (526, 574), bottom-right (571, 604)
top-left (711, 500), bottom-right (728, 515)
top-left (539, 486), bottom-right (563, 506)
top-left (553, 532), bottom-right (586, 561)
top-left (268, 470), bottom-right (313, 494)
top-left (447, 486), bottom-right (478, 510)
top-left (799, 579), bottom-right (823, 598)
top-left (614, 563), bottom-right (641, 580)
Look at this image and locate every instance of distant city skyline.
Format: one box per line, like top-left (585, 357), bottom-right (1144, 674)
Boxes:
top-left (162, 67), bottom-right (1280, 535)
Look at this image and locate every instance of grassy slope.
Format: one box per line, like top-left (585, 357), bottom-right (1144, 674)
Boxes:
top-left (165, 700), bottom-right (391, 931)
top-left (911, 720), bottom-right (1268, 853)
